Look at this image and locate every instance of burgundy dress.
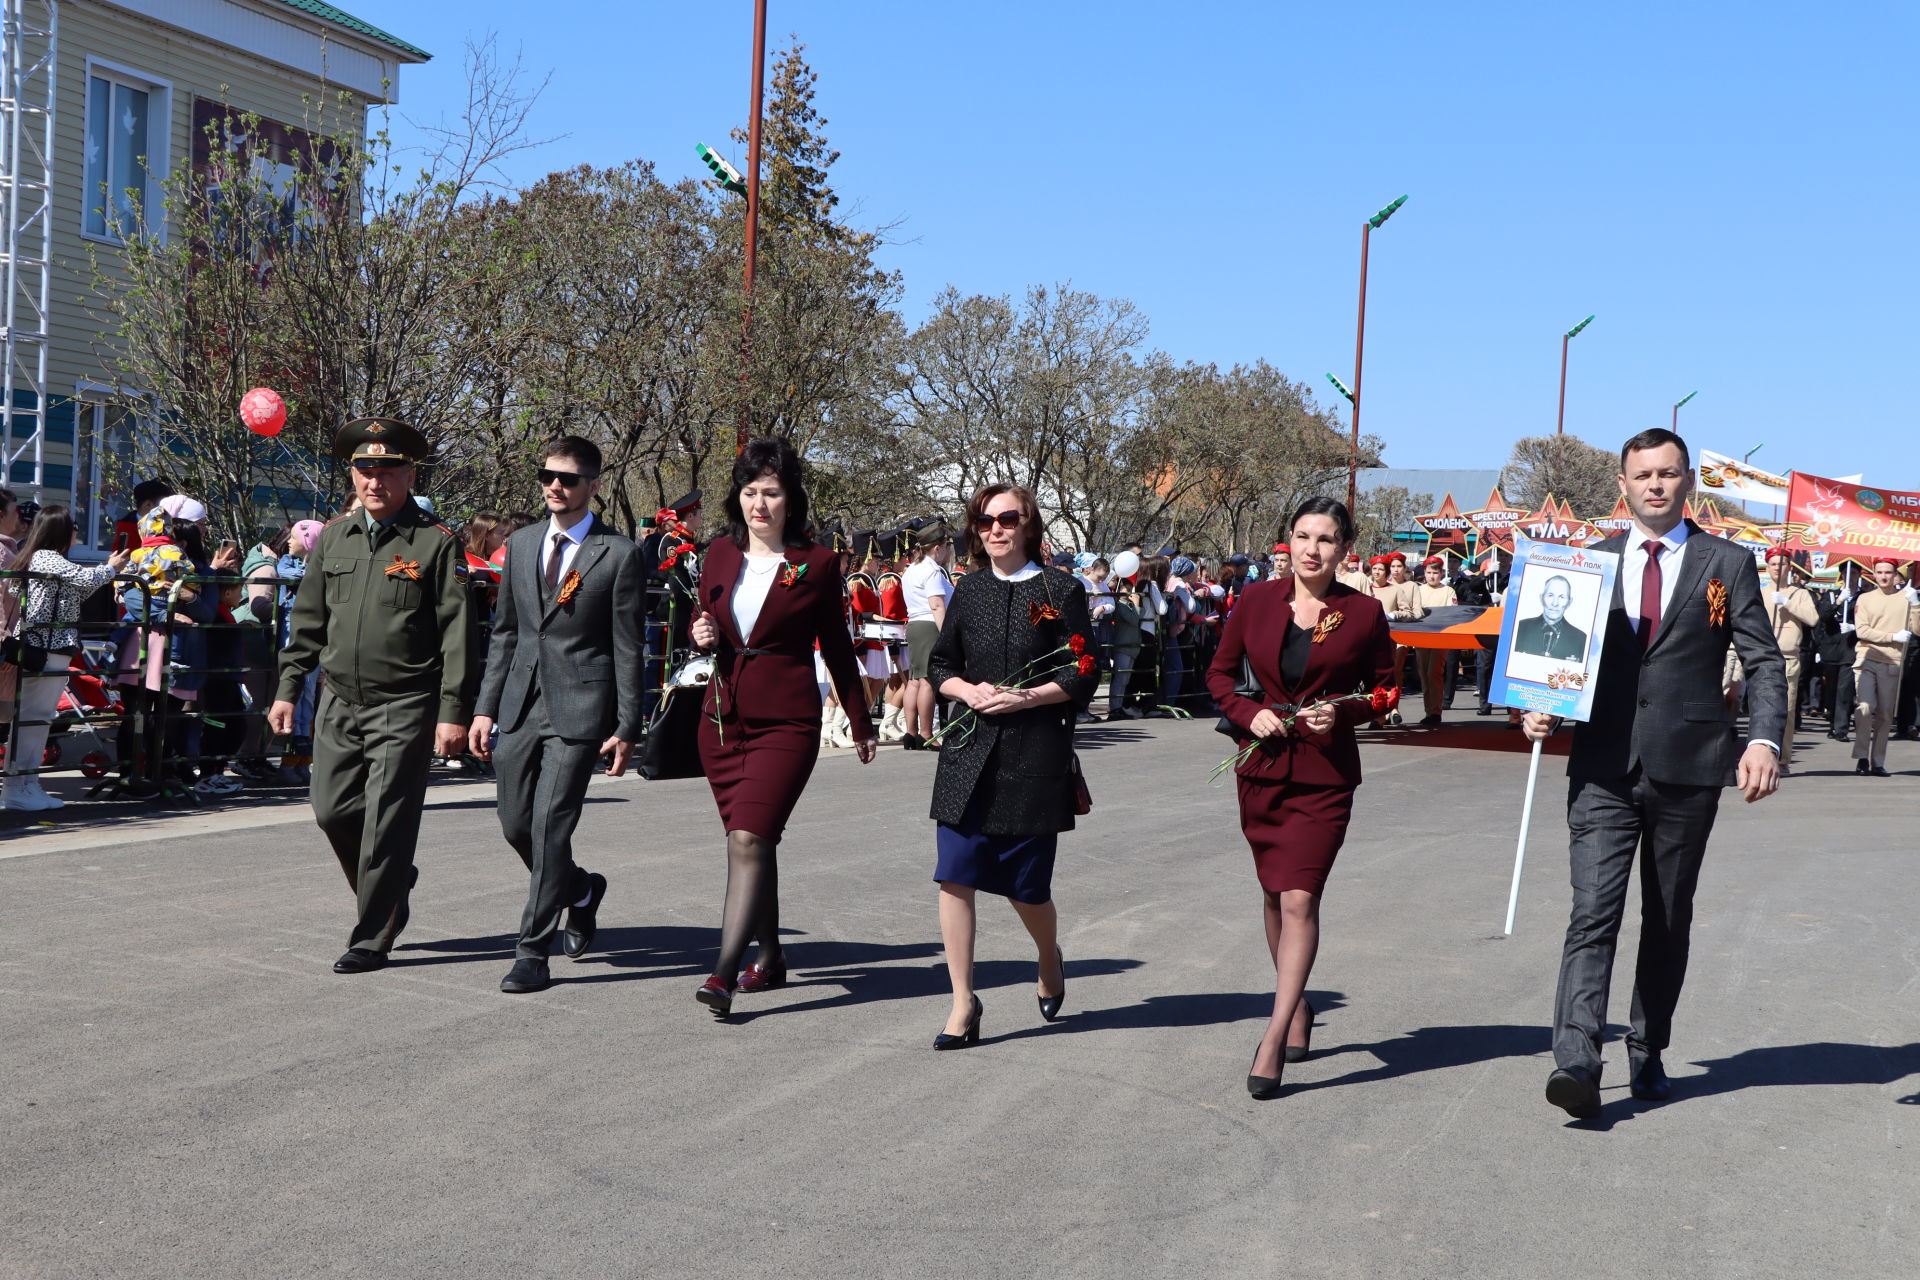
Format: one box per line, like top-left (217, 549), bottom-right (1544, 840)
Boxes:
top-left (696, 538), bottom-right (873, 841)
top-left (1204, 577), bottom-right (1397, 894)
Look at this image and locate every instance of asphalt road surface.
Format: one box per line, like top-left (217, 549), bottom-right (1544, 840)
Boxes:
top-left (3, 715), bottom-right (1915, 1279)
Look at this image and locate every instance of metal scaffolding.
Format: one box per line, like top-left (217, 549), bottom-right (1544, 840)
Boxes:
top-left (1, 0), bottom-right (56, 498)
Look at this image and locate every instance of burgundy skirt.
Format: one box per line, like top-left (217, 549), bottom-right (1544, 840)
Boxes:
top-left (1234, 776), bottom-right (1355, 895)
top-left (697, 713), bottom-right (820, 842)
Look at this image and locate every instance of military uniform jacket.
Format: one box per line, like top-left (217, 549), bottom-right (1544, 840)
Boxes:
top-left (927, 566), bottom-right (1097, 835)
top-left (277, 502), bottom-right (472, 722)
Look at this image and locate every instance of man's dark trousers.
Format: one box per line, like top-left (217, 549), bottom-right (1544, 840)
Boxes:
top-left (1553, 770), bottom-right (1721, 1074)
top-left (494, 684), bottom-right (600, 960)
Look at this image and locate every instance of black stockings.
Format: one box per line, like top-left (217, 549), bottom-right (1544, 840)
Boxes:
top-left (714, 830), bottom-right (780, 982)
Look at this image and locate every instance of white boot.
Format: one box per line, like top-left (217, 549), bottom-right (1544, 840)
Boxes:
top-left (879, 704), bottom-right (906, 742)
top-left (823, 706), bottom-right (851, 749)
top-left (4, 775), bottom-right (56, 811)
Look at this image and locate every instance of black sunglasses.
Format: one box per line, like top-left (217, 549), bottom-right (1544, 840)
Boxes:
top-left (537, 467), bottom-right (599, 488)
top-left (972, 511), bottom-right (1023, 531)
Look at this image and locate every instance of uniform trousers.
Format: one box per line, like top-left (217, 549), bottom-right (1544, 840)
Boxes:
top-left (312, 687), bottom-right (437, 952)
top-left (1853, 659), bottom-right (1901, 766)
top-left (493, 686), bottom-right (599, 959)
top-left (1820, 660), bottom-right (1854, 735)
top-left (1417, 650), bottom-right (1446, 717)
top-left (1554, 771), bottom-right (1721, 1076)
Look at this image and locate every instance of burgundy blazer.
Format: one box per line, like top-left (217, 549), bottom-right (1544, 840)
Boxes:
top-left (699, 537), bottom-right (874, 740)
top-left (1205, 576), bottom-right (1396, 786)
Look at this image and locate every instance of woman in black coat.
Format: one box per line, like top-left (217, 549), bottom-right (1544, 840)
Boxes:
top-left (925, 483), bottom-right (1097, 1049)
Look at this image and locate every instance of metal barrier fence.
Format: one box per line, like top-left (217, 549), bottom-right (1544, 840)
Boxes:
top-left (0, 560), bottom-right (695, 807)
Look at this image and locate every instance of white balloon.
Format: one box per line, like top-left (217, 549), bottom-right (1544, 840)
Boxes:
top-left (1111, 550), bottom-right (1141, 579)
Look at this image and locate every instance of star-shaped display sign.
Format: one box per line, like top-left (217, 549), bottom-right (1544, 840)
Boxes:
top-left (1414, 492), bottom-right (1473, 555)
top-left (1588, 496), bottom-right (1635, 538)
top-left (1517, 495), bottom-right (1601, 546)
top-left (1461, 487), bottom-right (1528, 553)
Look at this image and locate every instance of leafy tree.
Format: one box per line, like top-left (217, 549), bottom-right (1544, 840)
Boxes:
top-left (1502, 434), bottom-right (1621, 520)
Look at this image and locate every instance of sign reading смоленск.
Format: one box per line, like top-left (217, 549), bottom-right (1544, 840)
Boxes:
top-left (1489, 537), bottom-right (1621, 722)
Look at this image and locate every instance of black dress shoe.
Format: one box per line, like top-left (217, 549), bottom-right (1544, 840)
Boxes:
top-left (901, 733), bottom-right (926, 751)
top-left (1629, 1055), bottom-right (1673, 1102)
top-left (1871, 765), bottom-right (1892, 778)
top-left (333, 948), bottom-right (388, 974)
top-left (1476, 706), bottom-right (1493, 717)
top-left (1857, 759), bottom-right (1872, 775)
top-left (563, 872), bottom-right (608, 958)
top-left (934, 995), bottom-right (982, 1050)
top-left (500, 956), bottom-right (551, 994)
top-left (1037, 947), bottom-right (1065, 1022)
top-left (1545, 1066), bottom-right (1601, 1119)
top-left (1284, 999), bottom-right (1317, 1064)
top-left (1247, 1046), bottom-right (1284, 1100)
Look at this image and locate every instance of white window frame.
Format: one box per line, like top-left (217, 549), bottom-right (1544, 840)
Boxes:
top-left (70, 383), bottom-right (155, 560)
top-left (80, 58), bottom-right (173, 246)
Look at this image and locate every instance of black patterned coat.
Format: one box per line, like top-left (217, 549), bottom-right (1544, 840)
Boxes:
top-left (927, 566), bottom-right (1097, 835)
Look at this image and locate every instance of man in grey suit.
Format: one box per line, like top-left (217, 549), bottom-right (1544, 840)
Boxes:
top-left (1511, 575), bottom-right (1589, 660)
top-left (1524, 428), bottom-right (1784, 1118)
top-left (470, 435), bottom-right (652, 994)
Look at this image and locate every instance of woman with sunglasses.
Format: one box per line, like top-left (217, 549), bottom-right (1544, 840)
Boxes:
top-left (686, 437), bottom-right (877, 1018)
top-left (924, 484), bottom-right (1097, 1048)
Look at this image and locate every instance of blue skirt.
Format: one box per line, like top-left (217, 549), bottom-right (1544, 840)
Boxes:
top-left (934, 792), bottom-right (1058, 904)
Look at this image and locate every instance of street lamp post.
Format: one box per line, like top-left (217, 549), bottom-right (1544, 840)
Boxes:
top-left (737, 0), bottom-right (769, 453)
top-left (1346, 195), bottom-right (1407, 512)
top-left (1555, 314), bottom-right (1594, 436)
top-left (1671, 389), bottom-right (1697, 432)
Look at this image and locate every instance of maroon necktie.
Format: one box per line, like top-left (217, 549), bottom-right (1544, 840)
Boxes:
top-left (1639, 541), bottom-right (1665, 649)
top-left (544, 531), bottom-right (567, 594)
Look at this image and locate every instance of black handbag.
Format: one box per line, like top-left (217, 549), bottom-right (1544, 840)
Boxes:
top-left (1, 634), bottom-right (49, 674)
top-left (637, 680), bottom-right (708, 781)
top-left (1213, 654), bottom-right (1262, 739)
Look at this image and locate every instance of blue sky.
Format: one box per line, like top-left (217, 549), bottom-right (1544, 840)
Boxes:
top-left (368, 0), bottom-right (1918, 488)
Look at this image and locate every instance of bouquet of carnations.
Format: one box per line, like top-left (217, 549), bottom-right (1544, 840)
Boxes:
top-left (1208, 682), bottom-right (1400, 784)
top-left (929, 634), bottom-right (1095, 749)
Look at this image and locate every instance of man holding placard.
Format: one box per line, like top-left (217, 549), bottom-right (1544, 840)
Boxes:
top-left (1522, 428), bottom-right (1784, 1120)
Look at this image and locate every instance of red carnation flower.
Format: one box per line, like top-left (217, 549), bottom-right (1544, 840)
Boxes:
top-left (1076, 654), bottom-right (1097, 676)
top-left (1368, 684), bottom-right (1400, 712)
top-left (1068, 634), bottom-right (1088, 656)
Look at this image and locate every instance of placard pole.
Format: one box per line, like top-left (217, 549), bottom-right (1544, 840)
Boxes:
top-left (1504, 736), bottom-right (1545, 936)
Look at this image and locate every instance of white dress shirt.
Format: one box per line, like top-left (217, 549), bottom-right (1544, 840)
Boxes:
top-left (732, 553), bottom-right (784, 640)
top-left (1620, 520), bottom-right (1691, 628)
top-left (542, 509), bottom-right (595, 584)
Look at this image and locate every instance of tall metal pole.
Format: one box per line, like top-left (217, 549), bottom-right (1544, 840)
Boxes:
top-left (736, 0), bottom-right (768, 453)
top-left (1555, 334), bottom-right (1569, 435)
top-left (1347, 220), bottom-right (1371, 513)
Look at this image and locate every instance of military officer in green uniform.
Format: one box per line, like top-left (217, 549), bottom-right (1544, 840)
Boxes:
top-left (269, 418), bottom-right (471, 974)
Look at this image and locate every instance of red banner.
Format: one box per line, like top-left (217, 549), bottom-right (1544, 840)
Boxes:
top-left (1785, 472), bottom-right (1920, 564)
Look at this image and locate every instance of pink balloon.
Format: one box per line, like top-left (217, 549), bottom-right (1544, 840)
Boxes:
top-left (240, 386), bottom-right (286, 437)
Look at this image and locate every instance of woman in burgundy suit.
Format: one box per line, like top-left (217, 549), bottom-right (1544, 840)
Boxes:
top-left (689, 438), bottom-right (877, 1018)
top-left (1206, 496), bottom-right (1397, 1098)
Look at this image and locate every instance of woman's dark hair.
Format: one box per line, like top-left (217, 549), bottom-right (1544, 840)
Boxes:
top-left (963, 483), bottom-right (1045, 569)
top-left (503, 511), bottom-right (539, 532)
top-left (724, 436), bottom-right (812, 550)
top-left (265, 527), bottom-right (292, 558)
top-left (1287, 496), bottom-right (1357, 549)
top-left (13, 502), bottom-right (77, 568)
top-left (1139, 554), bottom-right (1171, 588)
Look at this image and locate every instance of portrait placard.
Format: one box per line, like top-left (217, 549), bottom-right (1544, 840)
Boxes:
top-left (1489, 536), bottom-right (1620, 722)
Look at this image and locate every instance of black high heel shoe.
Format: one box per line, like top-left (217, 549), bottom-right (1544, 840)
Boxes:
top-left (1247, 1044), bottom-right (1284, 1100)
top-left (1284, 999), bottom-right (1318, 1064)
top-left (934, 995), bottom-right (982, 1050)
top-left (1037, 946), bottom-right (1066, 1022)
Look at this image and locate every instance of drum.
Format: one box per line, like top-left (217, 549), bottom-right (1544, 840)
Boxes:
top-left (859, 622), bottom-right (907, 643)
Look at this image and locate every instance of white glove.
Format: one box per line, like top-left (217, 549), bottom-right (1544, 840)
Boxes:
top-left (1906, 587), bottom-right (1920, 605)
top-left (1896, 630), bottom-right (1914, 644)
top-left (1840, 622), bottom-right (1856, 634)
top-left (1771, 592), bottom-right (1786, 606)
